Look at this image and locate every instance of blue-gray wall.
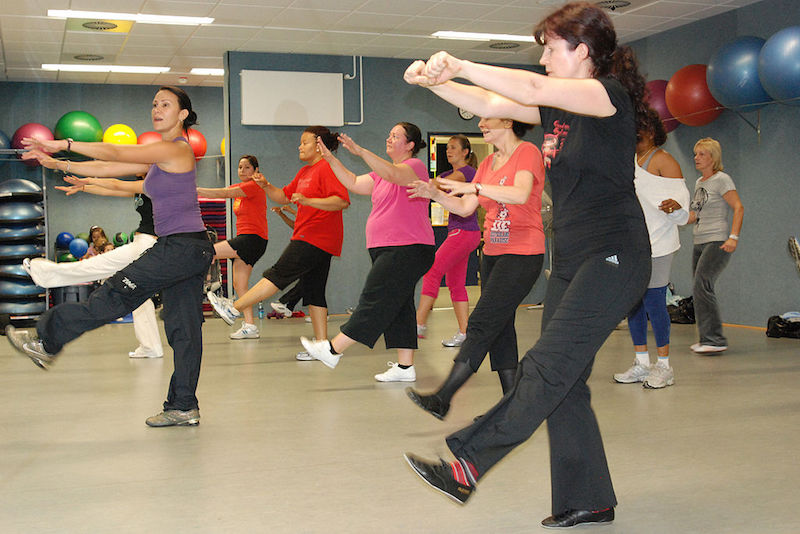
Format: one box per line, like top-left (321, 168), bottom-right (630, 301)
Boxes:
top-left (224, 52), bottom-right (547, 313)
top-left (630, 0), bottom-right (800, 327)
top-left (0, 82), bottom-right (224, 257)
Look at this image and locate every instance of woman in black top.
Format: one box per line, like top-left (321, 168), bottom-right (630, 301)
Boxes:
top-left (401, 2), bottom-right (651, 528)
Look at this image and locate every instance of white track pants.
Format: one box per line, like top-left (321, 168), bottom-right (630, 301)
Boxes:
top-left (29, 234), bottom-right (163, 356)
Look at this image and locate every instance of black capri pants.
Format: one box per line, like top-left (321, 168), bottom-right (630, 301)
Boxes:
top-left (341, 244), bottom-right (435, 350)
top-left (228, 234), bottom-right (267, 267)
top-left (262, 240), bottom-right (332, 308)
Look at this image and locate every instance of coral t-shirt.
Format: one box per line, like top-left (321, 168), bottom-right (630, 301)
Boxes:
top-left (282, 159), bottom-right (350, 256)
top-left (231, 179), bottom-right (268, 240)
top-left (475, 142), bottom-right (545, 256)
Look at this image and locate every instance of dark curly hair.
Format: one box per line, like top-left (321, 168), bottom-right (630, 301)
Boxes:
top-left (533, 2), bottom-right (648, 131)
top-left (638, 108), bottom-right (667, 147)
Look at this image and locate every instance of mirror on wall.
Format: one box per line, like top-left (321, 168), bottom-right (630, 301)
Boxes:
top-left (427, 132), bottom-right (494, 177)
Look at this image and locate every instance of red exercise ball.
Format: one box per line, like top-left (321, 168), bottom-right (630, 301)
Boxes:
top-left (645, 80), bottom-right (679, 133)
top-left (665, 64), bottom-right (722, 126)
top-left (186, 128), bottom-right (207, 160)
top-left (137, 131), bottom-right (161, 145)
top-left (11, 123), bottom-right (55, 167)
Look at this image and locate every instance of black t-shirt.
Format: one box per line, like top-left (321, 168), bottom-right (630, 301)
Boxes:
top-left (539, 77), bottom-right (647, 259)
top-left (134, 192), bottom-right (155, 235)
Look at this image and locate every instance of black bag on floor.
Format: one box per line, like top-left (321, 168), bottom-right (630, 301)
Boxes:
top-left (766, 316), bottom-right (800, 339)
top-left (668, 296), bottom-right (695, 324)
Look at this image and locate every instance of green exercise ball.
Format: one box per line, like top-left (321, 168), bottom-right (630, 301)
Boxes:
top-left (57, 252), bottom-right (77, 263)
top-left (54, 111), bottom-right (103, 143)
top-left (75, 232), bottom-right (90, 242)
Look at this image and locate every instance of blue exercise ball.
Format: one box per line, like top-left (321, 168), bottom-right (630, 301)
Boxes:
top-left (56, 231), bottom-right (74, 249)
top-left (708, 36), bottom-right (772, 111)
top-left (68, 237), bottom-right (89, 258)
top-left (759, 26), bottom-right (800, 105)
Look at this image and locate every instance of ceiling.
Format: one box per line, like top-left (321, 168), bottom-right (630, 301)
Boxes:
top-left (0, 0), bottom-right (763, 87)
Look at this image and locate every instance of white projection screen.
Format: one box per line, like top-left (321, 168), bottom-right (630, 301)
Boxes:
top-left (240, 70), bottom-right (344, 126)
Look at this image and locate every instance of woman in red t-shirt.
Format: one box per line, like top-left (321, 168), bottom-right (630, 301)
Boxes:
top-left (198, 155), bottom-right (268, 339)
top-left (206, 127), bottom-right (350, 353)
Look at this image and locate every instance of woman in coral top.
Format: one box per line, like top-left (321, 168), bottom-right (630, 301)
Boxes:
top-left (198, 155), bottom-right (268, 340)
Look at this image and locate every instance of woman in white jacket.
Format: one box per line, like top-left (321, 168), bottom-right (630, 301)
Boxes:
top-left (614, 108), bottom-right (689, 389)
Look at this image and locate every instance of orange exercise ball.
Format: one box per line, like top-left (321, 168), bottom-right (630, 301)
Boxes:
top-left (186, 128), bottom-right (207, 160)
top-left (137, 131), bottom-right (161, 145)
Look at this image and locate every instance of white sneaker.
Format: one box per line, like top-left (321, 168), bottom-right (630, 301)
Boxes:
top-left (300, 336), bottom-right (341, 369)
top-left (207, 291), bottom-right (240, 325)
top-left (229, 323), bottom-right (259, 339)
top-left (417, 324), bottom-right (427, 339)
top-left (691, 343), bottom-right (727, 353)
top-left (21, 258), bottom-right (32, 277)
top-left (270, 301), bottom-right (292, 318)
top-left (374, 362), bottom-right (416, 382)
top-left (614, 362), bottom-right (650, 383)
top-left (128, 346), bottom-right (163, 358)
top-left (643, 363), bottom-right (674, 389)
top-left (295, 350), bottom-right (313, 361)
top-left (442, 331), bottom-right (466, 347)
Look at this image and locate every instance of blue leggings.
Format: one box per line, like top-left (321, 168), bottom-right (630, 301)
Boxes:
top-left (627, 285), bottom-right (670, 347)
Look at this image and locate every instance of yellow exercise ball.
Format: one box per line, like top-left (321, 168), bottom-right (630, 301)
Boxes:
top-left (103, 123), bottom-right (137, 144)
top-left (220, 137), bottom-right (225, 155)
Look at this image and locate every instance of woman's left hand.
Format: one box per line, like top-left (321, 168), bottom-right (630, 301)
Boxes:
top-left (720, 238), bottom-right (738, 253)
top-left (407, 180), bottom-right (438, 200)
top-left (252, 172), bottom-right (270, 188)
top-left (337, 134), bottom-right (363, 157)
top-left (290, 193), bottom-right (308, 206)
top-left (658, 198), bottom-right (682, 214)
top-left (438, 177), bottom-right (477, 196)
top-left (21, 137), bottom-right (64, 154)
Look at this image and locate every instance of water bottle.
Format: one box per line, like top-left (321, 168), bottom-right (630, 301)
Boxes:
top-left (257, 302), bottom-right (265, 319)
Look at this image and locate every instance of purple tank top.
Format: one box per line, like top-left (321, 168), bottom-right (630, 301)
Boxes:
top-left (142, 137), bottom-right (205, 236)
top-left (442, 166), bottom-right (480, 232)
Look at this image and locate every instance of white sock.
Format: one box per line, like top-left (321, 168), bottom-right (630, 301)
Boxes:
top-left (635, 351), bottom-right (650, 366)
top-left (656, 356), bottom-right (669, 368)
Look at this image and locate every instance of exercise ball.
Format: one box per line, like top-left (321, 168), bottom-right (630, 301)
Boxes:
top-left (759, 26), bottom-right (800, 105)
top-left (11, 123), bottom-right (55, 167)
top-left (113, 232), bottom-right (128, 246)
top-left (75, 232), bottom-right (90, 242)
top-left (69, 237), bottom-right (89, 258)
top-left (103, 123), bottom-right (137, 145)
top-left (645, 80), bottom-right (679, 133)
top-left (665, 64), bottom-right (723, 126)
top-left (707, 36), bottom-right (772, 111)
top-left (0, 202), bottom-right (44, 222)
top-left (220, 137), bottom-right (225, 155)
top-left (0, 178), bottom-right (43, 199)
top-left (55, 231), bottom-right (74, 249)
top-left (186, 128), bottom-right (207, 160)
top-left (54, 111), bottom-right (103, 143)
top-left (137, 131), bottom-right (161, 145)
top-left (0, 128), bottom-right (11, 159)
top-left (57, 252), bottom-right (77, 263)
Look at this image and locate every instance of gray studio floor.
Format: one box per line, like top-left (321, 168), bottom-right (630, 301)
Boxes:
top-left (1, 294), bottom-right (798, 534)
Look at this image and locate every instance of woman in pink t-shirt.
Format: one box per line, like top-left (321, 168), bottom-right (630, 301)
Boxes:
top-left (406, 117), bottom-right (545, 420)
top-left (300, 122), bottom-right (435, 383)
top-left (197, 155), bottom-right (268, 339)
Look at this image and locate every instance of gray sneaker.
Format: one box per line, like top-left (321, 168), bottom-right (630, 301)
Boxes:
top-left (145, 409), bottom-right (200, 427)
top-left (295, 350), bottom-right (313, 361)
top-left (442, 331), bottom-right (466, 347)
top-left (643, 364), bottom-right (674, 389)
top-left (613, 362), bottom-right (650, 383)
top-left (207, 291), bottom-right (240, 325)
top-left (5, 325), bottom-right (54, 369)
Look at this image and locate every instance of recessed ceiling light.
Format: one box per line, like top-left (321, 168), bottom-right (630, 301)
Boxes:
top-left (42, 64), bottom-right (170, 74)
top-left (190, 68), bottom-right (224, 76)
top-left (48, 10), bottom-right (213, 26)
top-left (432, 31), bottom-right (536, 42)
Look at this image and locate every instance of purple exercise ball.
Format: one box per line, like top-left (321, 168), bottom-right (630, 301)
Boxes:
top-left (645, 80), bottom-right (679, 133)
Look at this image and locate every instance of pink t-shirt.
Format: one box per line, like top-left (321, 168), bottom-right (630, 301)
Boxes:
top-left (475, 142), bottom-right (546, 256)
top-left (365, 158), bottom-right (435, 249)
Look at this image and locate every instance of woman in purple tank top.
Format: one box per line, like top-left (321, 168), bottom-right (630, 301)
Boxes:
top-left (10, 86), bottom-right (214, 428)
top-left (415, 135), bottom-right (481, 347)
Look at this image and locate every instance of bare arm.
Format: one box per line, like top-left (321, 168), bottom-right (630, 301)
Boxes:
top-left (197, 186), bottom-right (246, 199)
top-left (408, 180), bottom-right (480, 217)
top-left (291, 193), bottom-right (350, 212)
top-left (62, 175), bottom-right (145, 194)
top-left (316, 137), bottom-right (374, 196)
top-left (721, 189), bottom-right (744, 252)
top-left (338, 134), bottom-right (420, 186)
top-left (252, 172), bottom-right (290, 204)
top-left (271, 206), bottom-right (295, 228)
top-left (22, 149), bottom-right (150, 177)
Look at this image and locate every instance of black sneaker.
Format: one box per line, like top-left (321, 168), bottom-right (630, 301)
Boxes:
top-left (5, 325), bottom-right (54, 370)
top-left (541, 508), bottom-right (615, 529)
top-left (404, 453), bottom-right (474, 504)
top-left (406, 388), bottom-right (450, 420)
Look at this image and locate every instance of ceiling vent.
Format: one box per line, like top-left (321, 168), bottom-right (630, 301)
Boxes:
top-left (489, 42), bottom-right (520, 50)
top-left (82, 20), bottom-right (118, 31)
top-left (596, 0), bottom-right (631, 10)
top-left (73, 54), bottom-right (105, 61)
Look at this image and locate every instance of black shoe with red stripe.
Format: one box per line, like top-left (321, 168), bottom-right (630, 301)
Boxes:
top-left (541, 508), bottom-right (615, 528)
top-left (404, 453), bottom-right (474, 504)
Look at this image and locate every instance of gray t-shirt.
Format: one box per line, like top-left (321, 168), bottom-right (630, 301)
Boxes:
top-left (691, 171), bottom-right (736, 244)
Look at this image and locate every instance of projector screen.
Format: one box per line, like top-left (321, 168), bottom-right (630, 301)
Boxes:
top-left (240, 69), bottom-right (344, 126)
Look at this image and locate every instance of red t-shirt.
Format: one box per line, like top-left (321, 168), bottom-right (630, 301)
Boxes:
top-left (475, 142), bottom-right (545, 256)
top-left (282, 160), bottom-right (350, 256)
top-left (231, 179), bottom-right (268, 240)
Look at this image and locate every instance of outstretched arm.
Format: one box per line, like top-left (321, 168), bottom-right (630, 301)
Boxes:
top-left (338, 134), bottom-right (420, 186)
top-left (197, 186), bottom-right (246, 199)
top-left (62, 175), bottom-right (144, 194)
top-left (22, 149), bottom-right (150, 178)
top-left (252, 172), bottom-right (290, 204)
top-left (316, 137), bottom-right (374, 196)
top-left (291, 193), bottom-right (350, 212)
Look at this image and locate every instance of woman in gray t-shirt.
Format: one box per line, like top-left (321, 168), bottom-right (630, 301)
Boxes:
top-left (686, 137), bottom-right (744, 353)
